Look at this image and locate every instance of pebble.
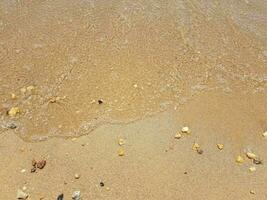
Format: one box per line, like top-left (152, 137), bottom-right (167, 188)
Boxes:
top-left (250, 190), bottom-right (256, 195)
top-left (36, 160), bottom-right (46, 169)
top-left (246, 151), bottom-right (258, 160)
top-left (11, 93), bottom-right (16, 99)
top-left (100, 182), bottom-right (105, 187)
top-left (57, 193), bottom-right (64, 200)
top-left (217, 144), bottom-right (224, 150)
top-left (17, 189), bottom-right (28, 199)
top-left (22, 186), bottom-right (27, 191)
top-left (8, 107), bottom-right (20, 117)
top-left (74, 173), bottom-right (81, 179)
top-left (236, 155), bottom-right (244, 164)
top-left (21, 169), bottom-right (26, 173)
top-left (253, 158), bottom-right (263, 165)
top-left (192, 142), bottom-right (200, 150)
top-left (197, 148), bottom-right (204, 154)
top-left (174, 133), bottom-right (182, 139)
top-left (26, 86), bottom-right (35, 92)
top-left (181, 126), bottom-right (190, 134)
top-left (118, 138), bottom-right (125, 146)
top-left (72, 191), bottom-right (81, 200)
top-left (118, 149), bottom-right (125, 156)
top-left (262, 131), bottom-right (267, 138)
top-left (7, 122), bottom-right (17, 129)
top-left (106, 187), bottom-right (110, 191)
top-left (249, 166), bottom-right (256, 172)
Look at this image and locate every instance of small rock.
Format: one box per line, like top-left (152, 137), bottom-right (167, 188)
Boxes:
top-left (7, 122), bottom-right (17, 129)
top-left (57, 193), bottom-right (64, 200)
top-left (8, 107), bottom-right (20, 117)
top-left (32, 159), bottom-right (37, 167)
top-left (181, 126), bottom-right (190, 134)
top-left (174, 133), bottom-right (182, 139)
top-left (22, 186), bottom-right (27, 191)
top-left (118, 138), bottom-right (125, 146)
top-left (21, 169), bottom-right (26, 173)
top-left (249, 166), bottom-right (256, 172)
top-left (118, 149), bottom-right (125, 156)
top-left (72, 191), bottom-right (81, 200)
top-left (250, 190), bottom-right (256, 195)
top-left (74, 173), bottom-right (81, 179)
top-left (106, 187), bottom-right (110, 191)
top-left (11, 93), bottom-right (16, 99)
top-left (236, 155), bottom-right (244, 164)
top-left (98, 99), bottom-right (103, 104)
top-left (262, 131), bottom-right (267, 138)
top-left (246, 151), bottom-right (258, 160)
top-left (197, 148), bottom-right (204, 155)
top-left (217, 144), bottom-right (224, 150)
top-left (36, 160), bottom-right (46, 169)
top-left (253, 158), bottom-right (263, 165)
top-left (100, 182), bottom-right (104, 187)
top-left (31, 167), bottom-right (36, 173)
top-left (17, 189), bottom-right (28, 199)
top-left (192, 142), bottom-right (200, 150)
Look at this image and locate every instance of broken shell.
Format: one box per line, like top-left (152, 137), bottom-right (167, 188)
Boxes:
top-left (8, 107), bottom-right (20, 117)
top-left (118, 139), bottom-right (125, 146)
top-left (181, 126), bottom-right (190, 134)
top-left (118, 149), bottom-right (125, 156)
top-left (174, 133), bottom-right (182, 139)
top-left (17, 189), bottom-right (28, 200)
top-left (217, 144), bottom-right (224, 150)
top-left (249, 166), bottom-right (256, 172)
top-left (236, 155), bottom-right (244, 164)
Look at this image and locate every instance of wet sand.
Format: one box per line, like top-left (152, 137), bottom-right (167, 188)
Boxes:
top-left (0, 0), bottom-right (267, 199)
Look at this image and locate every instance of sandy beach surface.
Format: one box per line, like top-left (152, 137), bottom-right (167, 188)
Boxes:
top-left (0, 0), bottom-right (267, 199)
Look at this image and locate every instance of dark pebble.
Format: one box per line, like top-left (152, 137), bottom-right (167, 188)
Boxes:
top-left (57, 193), bottom-right (64, 200)
top-left (7, 123), bottom-right (17, 129)
top-left (98, 99), bottom-right (103, 104)
top-left (100, 182), bottom-right (104, 187)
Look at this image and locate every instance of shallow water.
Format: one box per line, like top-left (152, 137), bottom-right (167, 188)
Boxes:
top-left (0, 0), bottom-right (266, 141)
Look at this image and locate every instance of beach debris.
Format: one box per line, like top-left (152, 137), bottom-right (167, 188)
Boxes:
top-left (36, 160), bottom-right (46, 169)
top-left (236, 155), bottom-right (244, 164)
top-left (100, 182), bottom-right (105, 187)
top-left (118, 138), bottom-right (125, 146)
top-left (57, 193), bottom-right (64, 200)
top-left (74, 173), bottom-right (81, 179)
top-left (118, 149), bottom-right (125, 156)
top-left (98, 99), bottom-right (103, 104)
top-left (8, 107), bottom-right (20, 117)
top-left (174, 133), bottom-right (182, 139)
top-left (217, 144), bottom-right (224, 150)
top-left (262, 131), bottom-right (267, 138)
top-left (17, 189), bottom-right (28, 199)
top-left (7, 122), bottom-right (17, 129)
top-left (181, 126), bottom-right (190, 134)
top-left (72, 191), bottom-right (81, 200)
top-left (249, 166), bottom-right (256, 172)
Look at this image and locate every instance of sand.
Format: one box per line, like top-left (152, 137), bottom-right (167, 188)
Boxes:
top-left (0, 0), bottom-right (267, 199)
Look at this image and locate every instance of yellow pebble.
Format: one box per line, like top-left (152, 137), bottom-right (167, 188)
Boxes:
top-left (181, 126), bottom-right (190, 134)
top-left (8, 107), bottom-right (20, 117)
top-left (11, 93), bottom-right (16, 99)
top-left (246, 152), bottom-right (258, 160)
top-left (236, 155), bottom-right (244, 164)
top-left (192, 142), bottom-right (200, 150)
top-left (118, 149), bottom-right (125, 156)
top-left (249, 166), bottom-right (256, 172)
top-left (118, 139), bottom-right (125, 146)
top-left (174, 133), bottom-right (182, 139)
top-left (217, 144), bottom-right (224, 150)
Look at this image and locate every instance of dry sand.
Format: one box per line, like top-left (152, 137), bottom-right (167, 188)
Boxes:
top-left (0, 0), bottom-right (267, 199)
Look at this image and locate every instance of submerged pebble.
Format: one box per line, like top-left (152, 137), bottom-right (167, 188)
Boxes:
top-left (118, 149), bottom-right (125, 156)
top-left (217, 144), bottom-right (224, 150)
top-left (118, 138), bottom-right (125, 146)
top-left (174, 133), bottom-right (182, 139)
top-left (57, 194), bottom-right (64, 200)
top-left (181, 127), bottom-right (190, 134)
top-left (72, 191), bottom-right (81, 200)
top-left (236, 155), bottom-right (244, 164)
